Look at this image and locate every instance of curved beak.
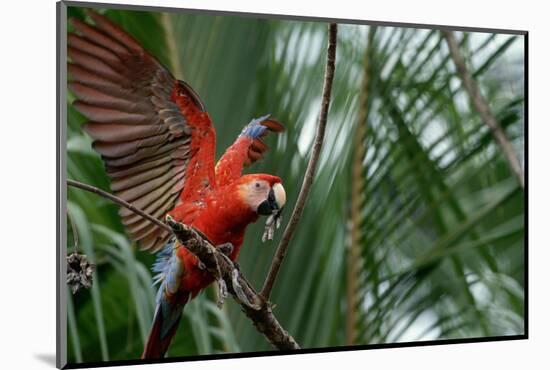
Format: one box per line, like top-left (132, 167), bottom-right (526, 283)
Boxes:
top-left (257, 183), bottom-right (286, 215)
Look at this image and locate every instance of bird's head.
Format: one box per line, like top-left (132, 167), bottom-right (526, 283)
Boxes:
top-left (237, 174), bottom-right (286, 216)
top-left (236, 174), bottom-right (286, 242)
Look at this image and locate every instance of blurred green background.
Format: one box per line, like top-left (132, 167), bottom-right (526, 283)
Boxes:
top-left (66, 6), bottom-right (525, 364)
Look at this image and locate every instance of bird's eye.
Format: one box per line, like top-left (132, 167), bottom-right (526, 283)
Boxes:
top-left (255, 182), bottom-right (261, 189)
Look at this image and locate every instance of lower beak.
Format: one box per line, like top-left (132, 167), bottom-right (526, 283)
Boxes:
top-left (257, 188), bottom-right (279, 215)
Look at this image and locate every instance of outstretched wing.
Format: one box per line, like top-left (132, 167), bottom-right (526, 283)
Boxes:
top-left (215, 115), bottom-right (284, 187)
top-left (68, 11), bottom-right (216, 251)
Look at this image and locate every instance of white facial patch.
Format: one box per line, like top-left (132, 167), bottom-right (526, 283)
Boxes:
top-left (241, 180), bottom-right (270, 212)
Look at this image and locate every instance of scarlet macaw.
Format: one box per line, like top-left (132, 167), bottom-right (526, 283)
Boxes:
top-left (68, 11), bottom-right (287, 359)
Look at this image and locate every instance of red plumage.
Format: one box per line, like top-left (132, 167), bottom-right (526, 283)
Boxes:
top-left (68, 10), bottom-right (286, 359)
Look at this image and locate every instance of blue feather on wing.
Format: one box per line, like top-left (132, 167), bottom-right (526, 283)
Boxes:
top-left (240, 114), bottom-right (272, 138)
top-left (152, 238), bottom-right (183, 303)
top-left (148, 238), bottom-right (188, 340)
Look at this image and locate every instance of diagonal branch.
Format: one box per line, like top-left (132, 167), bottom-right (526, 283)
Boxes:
top-left (67, 179), bottom-right (172, 233)
top-left (166, 218), bottom-right (300, 350)
top-left (67, 179), bottom-right (300, 350)
top-left (442, 30), bottom-right (524, 188)
top-left (260, 23), bottom-right (338, 300)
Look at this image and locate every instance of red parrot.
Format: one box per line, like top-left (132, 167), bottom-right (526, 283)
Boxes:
top-left (68, 10), bottom-right (286, 359)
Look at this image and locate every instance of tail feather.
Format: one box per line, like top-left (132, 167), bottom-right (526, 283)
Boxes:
top-left (142, 294), bottom-right (188, 359)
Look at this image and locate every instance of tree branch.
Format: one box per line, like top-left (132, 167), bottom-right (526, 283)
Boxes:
top-left (67, 179), bottom-right (172, 233)
top-left (67, 208), bottom-right (79, 253)
top-left (442, 30), bottom-right (524, 188)
top-left (260, 23), bottom-right (338, 300)
top-left (166, 217), bottom-right (300, 350)
top-left (67, 179), bottom-right (300, 350)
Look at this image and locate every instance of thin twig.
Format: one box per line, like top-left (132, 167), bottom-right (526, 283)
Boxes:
top-left (261, 23), bottom-right (338, 299)
top-left (443, 30), bottom-right (524, 188)
top-left (67, 209), bottom-right (79, 253)
top-left (67, 178), bottom-right (300, 349)
top-left (67, 179), bottom-right (172, 233)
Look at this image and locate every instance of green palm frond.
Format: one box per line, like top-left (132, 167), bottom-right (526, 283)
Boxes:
top-left (352, 28), bottom-right (524, 343)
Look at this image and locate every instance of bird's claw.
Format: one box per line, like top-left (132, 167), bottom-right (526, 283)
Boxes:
top-left (212, 252), bottom-right (258, 309)
top-left (233, 261), bottom-right (241, 272)
top-left (218, 242), bottom-right (234, 256)
top-left (166, 216), bottom-right (259, 310)
top-left (165, 215), bottom-right (182, 232)
top-left (216, 278), bottom-right (228, 308)
top-left (231, 269), bottom-right (261, 310)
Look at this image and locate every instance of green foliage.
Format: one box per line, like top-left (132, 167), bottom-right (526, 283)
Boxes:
top-left (350, 27), bottom-right (524, 343)
top-left (66, 6), bottom-right (524, 363)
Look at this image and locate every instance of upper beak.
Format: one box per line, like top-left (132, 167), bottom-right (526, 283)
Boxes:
top-left (258, 183), bottom-right (286, 215)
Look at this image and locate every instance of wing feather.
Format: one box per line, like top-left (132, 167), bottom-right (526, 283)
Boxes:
top-left (68, 34), bottom-right (121, 65)
top-left (70, 17), bottom-right (128, 55)
top-left (68, 48), bottom-right (123, 82)
top-left (82, 122), bottom-right (168, 142)
top-left (69, 82), bottom-right (151, 113)
top-left (68, 10), bottom-right (207, 251)
top-left (215, 115), bottom-right (284, 187)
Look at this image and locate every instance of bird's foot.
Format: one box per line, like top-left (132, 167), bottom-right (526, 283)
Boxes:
top-left (217, 242), bottom-right (234, 257)
top-left (165, 215), bottom-right (183, 232)
top-left (231, 268), bottom-right (261, 310)
top-left (233, 261), bottom-right (241, 272)
top-left (214, 252), bottom-right (260, 310)
top-left (216, 278), bottom-right (228, 308)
